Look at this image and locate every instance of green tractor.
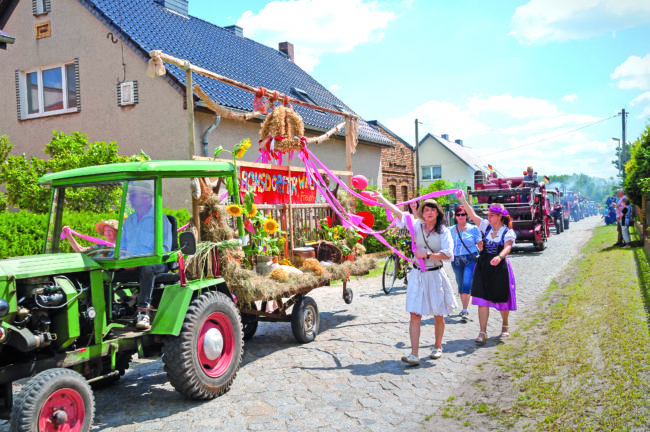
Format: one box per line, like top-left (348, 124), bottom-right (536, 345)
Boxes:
top-left (0, 160), bottom-right (245, 431)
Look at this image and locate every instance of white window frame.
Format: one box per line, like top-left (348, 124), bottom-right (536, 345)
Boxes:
top-left (33, 0), bottom-right (51, 16)
top-left (19, 61), bottom-right (78, 120)
top-left (119, 81), bottom-right (135, 106)
top-left (421, 165), bottom-right (442, 181)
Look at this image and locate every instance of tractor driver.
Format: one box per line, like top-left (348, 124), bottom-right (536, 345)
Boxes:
top-left (114, 180), bottom-right (172, 330)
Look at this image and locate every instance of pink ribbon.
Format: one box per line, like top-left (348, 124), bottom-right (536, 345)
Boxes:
top-left (60, 226), bottom-right (113, 246)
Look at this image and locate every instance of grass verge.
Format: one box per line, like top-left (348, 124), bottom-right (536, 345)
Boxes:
top-left (439, 226), bottom-right (650, 431)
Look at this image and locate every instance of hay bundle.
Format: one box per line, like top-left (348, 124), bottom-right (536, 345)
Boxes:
top-left (300, 258), bottom-right (323, 276)
top-left (259, 106), bottom-right (305, 152)
top-left (200, 195), bottom-right (234, 243)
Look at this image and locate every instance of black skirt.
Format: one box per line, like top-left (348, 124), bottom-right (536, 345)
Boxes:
top-left (470, 252), bottom-right (510, 303)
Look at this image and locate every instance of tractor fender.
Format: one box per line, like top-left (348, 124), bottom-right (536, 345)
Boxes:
top-left (150, 278), bottom-right (229, 336)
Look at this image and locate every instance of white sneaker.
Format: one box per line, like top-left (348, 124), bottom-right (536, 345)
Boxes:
top-left (400, 353), bottom-right (420, 365)
top-left (430, 347), bottom-right (443, 359)
top-left (136, 311), bottom-right (151, 330)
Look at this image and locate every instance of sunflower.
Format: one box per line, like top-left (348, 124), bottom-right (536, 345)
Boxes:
top-left (226, 204), bottom-right (243, 217)
top-left (234, 138), bottom-right (251, 159)
top-left (263, 217), bottom-right (279, 235)
top-left (247, 204), bottom-right (257, 218)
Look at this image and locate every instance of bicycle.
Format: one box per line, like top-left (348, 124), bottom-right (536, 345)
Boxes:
top-left (382, 229), bottom-right (412, 294)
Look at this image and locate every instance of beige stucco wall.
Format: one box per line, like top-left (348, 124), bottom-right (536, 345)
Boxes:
top-left (418, 135), bottom-right (474, 188)
top-left (0, 0), bottom-right (188, 160)
top-left (1, 0), bottom-right (382, 210)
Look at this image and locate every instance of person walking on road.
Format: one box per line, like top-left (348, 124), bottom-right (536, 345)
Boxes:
top-left (449, 205), bottom-right (482, 322)
top-left (368, 191), bottom-right (457, 365)
top-left (457, 193), bottom-right (517, 345)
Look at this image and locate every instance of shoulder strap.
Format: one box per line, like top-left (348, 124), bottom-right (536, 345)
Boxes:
top-left (500, 227), bottom-right (508, 243)
top-left (456, 225), bottom-right (475, 255)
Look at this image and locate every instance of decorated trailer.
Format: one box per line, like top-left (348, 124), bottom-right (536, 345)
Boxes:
top-left (469, 170), bottom-right (551, 251)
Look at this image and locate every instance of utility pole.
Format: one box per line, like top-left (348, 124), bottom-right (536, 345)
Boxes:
top-left (621, 108), bottom-right (628, 174)
top-left (414, 119), bottom-right (421, 195)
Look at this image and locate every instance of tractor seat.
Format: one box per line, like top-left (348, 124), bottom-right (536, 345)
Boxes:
top-left (154, 214), bottom-right (181, 285)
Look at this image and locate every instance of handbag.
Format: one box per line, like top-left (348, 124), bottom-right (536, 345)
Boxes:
top-left (456, 226), bottom-right (479, 262)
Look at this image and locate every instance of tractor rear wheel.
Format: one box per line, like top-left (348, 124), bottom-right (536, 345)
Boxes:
top-left (162, 291), bottom-right (243, 399)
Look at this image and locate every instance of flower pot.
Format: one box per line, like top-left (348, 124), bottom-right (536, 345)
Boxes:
top-left (255, 255), bottom-right (274, 276)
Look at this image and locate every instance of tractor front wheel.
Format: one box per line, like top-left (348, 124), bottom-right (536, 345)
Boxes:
top-left (10, 368), bottom-right (94, 432)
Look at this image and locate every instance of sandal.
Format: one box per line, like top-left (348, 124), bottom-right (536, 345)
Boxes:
top-left (474, 331), bottom-right (487, 345)
top-left (500, 326), bottom-right (510, 338)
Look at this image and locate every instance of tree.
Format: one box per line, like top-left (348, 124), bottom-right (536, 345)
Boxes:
top-left (0, 131), bottom-right (148, 213)
top-left (623, 123), bottom-right (650, 205)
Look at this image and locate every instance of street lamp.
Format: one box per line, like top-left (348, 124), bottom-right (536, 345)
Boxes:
top-left (611, 137), bottom-right (621, 174)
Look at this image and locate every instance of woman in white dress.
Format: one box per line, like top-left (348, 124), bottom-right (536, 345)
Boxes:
top-left (369, 193), bottom-right (457, 365)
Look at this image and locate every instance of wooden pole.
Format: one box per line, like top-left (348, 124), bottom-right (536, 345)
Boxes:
top-left (184, 63), bottom-right (201, 241)
top-left (288, 162), bottom-right (294, 255)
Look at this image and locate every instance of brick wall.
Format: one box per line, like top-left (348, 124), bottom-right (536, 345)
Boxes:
top-left (373, 123), bottom-right (415, 204)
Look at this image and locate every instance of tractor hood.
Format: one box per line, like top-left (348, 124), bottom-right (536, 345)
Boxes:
top-left (0, 253), bottom-right (101, 281)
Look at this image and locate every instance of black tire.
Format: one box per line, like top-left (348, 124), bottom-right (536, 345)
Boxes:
top-left (241, 302), bottom-right (259, 340)
top-left (291, 296), bottom-right (319, 343)
top-left (162, 291), bottom-right (243, 400)
top-left (10, 368), bottom-right (94, 432)
top-left (89, 352), bottom-right (133, 390)
top-left (555, 219), bottom-right (562, 235)
top-left (382, 256), bottom-right (397, 294)
top-left (564, 217), bottom-right (570, 229)
top-left (534, 241), bottom-right (546, 251)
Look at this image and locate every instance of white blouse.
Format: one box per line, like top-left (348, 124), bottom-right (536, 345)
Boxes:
top-left (398, 213), bottom-right (454, 266)
top-left (479, 219), bottom-right (516, 245)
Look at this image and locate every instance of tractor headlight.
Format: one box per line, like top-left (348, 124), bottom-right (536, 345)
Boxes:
top-left (0, 298), bottom-right (8, 319)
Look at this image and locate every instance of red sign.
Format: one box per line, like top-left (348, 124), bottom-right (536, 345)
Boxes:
top-left (240, 166), bottom-right (317, 204)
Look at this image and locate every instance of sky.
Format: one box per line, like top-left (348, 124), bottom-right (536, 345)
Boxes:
top-left (188, 0), bottom-right (650, 180)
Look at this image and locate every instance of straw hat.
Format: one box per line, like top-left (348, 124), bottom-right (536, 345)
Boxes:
top-left (416, 199), bottom-right (443, 220)
top-left (95, 219), bottom-right (119, 236)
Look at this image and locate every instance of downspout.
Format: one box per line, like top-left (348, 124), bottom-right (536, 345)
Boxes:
top-left (202, 115), bottom-right (221, 156)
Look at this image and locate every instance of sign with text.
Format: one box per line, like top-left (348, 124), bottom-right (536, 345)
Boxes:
top-left (240, 166), bottom-right (317, 204)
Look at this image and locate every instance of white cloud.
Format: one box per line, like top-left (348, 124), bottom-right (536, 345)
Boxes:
top-left (329, 84), bottom-right (342, 92)
top-left (510, 0), bottom-right (650, 44)
top-left (611, 54), bottom-right (650, 90)
top-left (384, 95), bottom-right (618, 178)
top-left (630, 91), bottom-right (650, 118)
top-left (237, 0), bottom-right (396, 71)
top-left (561, 93), bottom-right (578, 103)
top-left (467, 94), bottom-right (559, 119)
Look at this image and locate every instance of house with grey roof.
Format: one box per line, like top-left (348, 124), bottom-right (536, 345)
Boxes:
top-left (0, 0), bottom-right (391, 207)
top-left (417, 133), bottom-right (497, 189)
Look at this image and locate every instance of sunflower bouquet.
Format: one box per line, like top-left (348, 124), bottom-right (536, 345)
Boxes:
top-left (246, 211), bottom-right (286, 257)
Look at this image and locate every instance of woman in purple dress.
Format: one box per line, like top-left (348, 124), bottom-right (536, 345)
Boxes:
top-left (457, 194), bottom-right (516, 345)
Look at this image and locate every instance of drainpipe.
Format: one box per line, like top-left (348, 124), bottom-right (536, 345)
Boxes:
top-left (202, 115), bottom-right (221, 156)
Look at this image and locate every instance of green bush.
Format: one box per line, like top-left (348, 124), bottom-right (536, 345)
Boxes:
top-left (0, 211), bottom-right (48, 258)
top-left (0, 208), bottom-right (191, 259)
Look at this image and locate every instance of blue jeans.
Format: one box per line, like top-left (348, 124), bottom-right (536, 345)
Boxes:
top-left (451, 254), bottom-right (476, 295)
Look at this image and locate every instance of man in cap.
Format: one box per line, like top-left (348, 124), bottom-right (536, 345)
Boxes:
top-left (116, 180), bottom-right (172, 330)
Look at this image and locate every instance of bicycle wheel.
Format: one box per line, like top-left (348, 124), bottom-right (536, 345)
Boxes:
top-left (382, 255), bottom-right (398, 294)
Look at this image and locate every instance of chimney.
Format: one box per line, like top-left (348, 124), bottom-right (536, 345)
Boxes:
top-left (441, 134), bottom-right (449, 141)
top-left (279, 42), bottom-right (294, 62)
top-left (225, 25), bottom-right (243, 37)
top-left (455, 139), bottom-right (463, 146)
top-left (154, 0), bottom-right (188, 16)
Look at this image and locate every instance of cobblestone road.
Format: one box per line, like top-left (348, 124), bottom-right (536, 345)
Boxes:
top-left (0, 217), bottom-right (601, 432)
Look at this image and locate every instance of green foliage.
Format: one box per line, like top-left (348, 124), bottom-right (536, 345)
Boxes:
top-left (624, 123), bottom-right (650, 205)
top-left (0, 131), bottom-right (149, 214)
top-left (0, 208), bottom-right (191, 259)
top-left (0, 211), bottom-right (48, 258)
top-left (421, 179), bottom-right (464, 206)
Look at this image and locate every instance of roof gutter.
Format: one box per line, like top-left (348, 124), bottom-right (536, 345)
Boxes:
top-left (202, 115), bottom-right (221, 157)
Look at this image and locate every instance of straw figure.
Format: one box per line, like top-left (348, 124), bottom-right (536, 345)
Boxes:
top-left (259, 106), bottom-right (305, 152)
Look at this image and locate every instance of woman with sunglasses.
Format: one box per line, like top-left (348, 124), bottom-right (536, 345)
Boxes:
top-left (449, 206), bottom-right (483, 322)
top-left (457, 193), bottom-right (517, 345)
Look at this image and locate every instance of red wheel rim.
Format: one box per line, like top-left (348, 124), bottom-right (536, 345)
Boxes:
top-left (38, 388), bottom-right (85, 432)
top-left (197, 311), bottom-right (235, 377)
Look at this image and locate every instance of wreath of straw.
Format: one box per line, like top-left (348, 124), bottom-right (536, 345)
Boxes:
top-left (260, 106), bottom-right (305, 152)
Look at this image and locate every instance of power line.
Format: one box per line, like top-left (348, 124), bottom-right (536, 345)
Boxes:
top-left (483, 113), bottom-right (619, 156)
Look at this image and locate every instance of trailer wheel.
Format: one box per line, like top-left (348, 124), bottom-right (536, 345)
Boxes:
top-left (291, 296), bottom-right (319, 343)
top-left (162, 291), bottom-right (243, 400)
top-left (564, 217), bottom-right (570, 230)
top-left (241, 302), bottom-right (259, 340)
top-left (343, 287), bottom-right (353, 304)
top-left (10, 368), bottom-right (94, 432)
